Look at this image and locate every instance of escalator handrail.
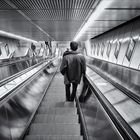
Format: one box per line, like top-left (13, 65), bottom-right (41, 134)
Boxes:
top-left (0, 60), bottom-right (53, 102)
top-left (0, 56), bottom-right (44, 67)
top-left (0, 57), bottom-right (32, 67)
top-left (75, 96), bottom-right (89, 140)
top-left (0, 59), bottom-right (51, 87)
top-left (85, 74), bottom-right (140, 140)
top-left (87, 64), bottom-right (140, 104)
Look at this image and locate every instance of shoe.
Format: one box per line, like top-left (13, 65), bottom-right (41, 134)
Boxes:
top-left (79, 97), bottom-right (85, 103)
top-left (66, 99), bottom-right (71, 102)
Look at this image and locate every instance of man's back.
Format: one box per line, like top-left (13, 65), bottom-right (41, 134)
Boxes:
top-left (60, 41), bottom-right (86, 102)
top-left (60, 51), bottom-right (86, 84)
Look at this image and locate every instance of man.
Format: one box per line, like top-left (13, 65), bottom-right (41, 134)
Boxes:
top-left (63, 48), bottom-right (69, 57)
top-left (60, 41), bottom-right (86, 101)
top-left (31, 43), bottom-right (37, 65)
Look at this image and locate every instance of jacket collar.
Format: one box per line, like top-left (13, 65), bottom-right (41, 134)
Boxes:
top-left (63, 50), bottom-right (78, 56)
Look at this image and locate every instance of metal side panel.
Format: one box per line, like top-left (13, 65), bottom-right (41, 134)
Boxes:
top-left (0, 64), bottom-right (58, 140)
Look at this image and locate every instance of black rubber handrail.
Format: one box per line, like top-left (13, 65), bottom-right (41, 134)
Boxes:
top-left (0, 57), bottom-right (32, 67)
top-left (86, 56), bottom-right (140, 72)
top-left (85, 74), bottom-right (140, 140)
top-left (75, 96), bottom-right (89, 140)
top-left (0, 56), bottom-right (43, 67)
top-left (87, 64), bottom-right (140, 104)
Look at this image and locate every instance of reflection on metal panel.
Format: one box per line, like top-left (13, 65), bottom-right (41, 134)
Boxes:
top-left (114, 41), bottom-right (121, 59)
top-left (106, 42), bottom-right (111, 58)
top-left (0, 106), bottom-right (12, 140)
top-left (86, 65), bottom-right (140, 138)
top-left (125, 38), bottom-right (136, 62)
top-left (97, 43), bottom-right (100, 56)
top-left (0, 64), bottom-right (56, 140)
top-left (80, 89), bottom-right (123, 140)
top-left (87, 58), bottom-right (140, 99)
top-left (130, 37), bottom-right (140, 69)
top-left (101, 42), bottom-right (105, 57)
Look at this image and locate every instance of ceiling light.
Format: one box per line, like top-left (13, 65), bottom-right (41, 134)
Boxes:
top-left (0, 30), bottom-right (38, 43)
top-left (74, 0), bottom-right (112, 41)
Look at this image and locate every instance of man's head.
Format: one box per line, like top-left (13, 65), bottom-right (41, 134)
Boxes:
top-left (70, 41), bottom-right (78, 51)
top-left (31, 43), bottom-right (36, 51)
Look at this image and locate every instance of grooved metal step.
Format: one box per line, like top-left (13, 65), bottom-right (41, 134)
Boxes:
top-left (29, 123), bottom-right (81, 135)
top-left (38, 107), bottom-right (77, 115)
top-left (25, 135), bottom-right (83, 140)
top-left (24, 72), bottom-right (82, 140)
top-left (41, 101), bottom-right (76, 108)
top-left (34, 114), bottom-right (78, 123)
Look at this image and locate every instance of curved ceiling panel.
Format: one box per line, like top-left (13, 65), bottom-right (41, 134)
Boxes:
top-left (0, 0), bottom-right (140, 41)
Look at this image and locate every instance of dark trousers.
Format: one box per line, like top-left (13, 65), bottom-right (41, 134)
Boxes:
top-left (65, 83), bottom-right (78, 101)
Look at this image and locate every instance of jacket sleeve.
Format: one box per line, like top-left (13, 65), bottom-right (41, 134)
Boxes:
top-left (60, 57), bottom-right (67, 75)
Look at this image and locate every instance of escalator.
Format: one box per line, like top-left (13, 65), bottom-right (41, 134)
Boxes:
top-left (23, 67), bottom-right (126, 140)
top-left (24, 71), bottom-right (83, 140)
top-left (78, 66), bottom-right (140, 140)
top-left (0, 59), bottom-right (139, 140)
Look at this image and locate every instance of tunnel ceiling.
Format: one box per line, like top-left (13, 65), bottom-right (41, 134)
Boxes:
top-left (0, 0), bottom-right (140, 42)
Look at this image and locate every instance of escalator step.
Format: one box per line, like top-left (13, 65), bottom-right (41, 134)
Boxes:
top-left (44, 95), bottom-right (65, 98)
top-left (34, 114), bottom-right (78, 123)
top-left (25, 135), bottom-right (83, 140)
top-left (29, 123), bottom-right (81, 135)
top-left (41, 101), bottom-right (75, 108)
top-left (38, 107), bottom-right (77, 115)
top-left (43, 96), bottom-right (65, 101)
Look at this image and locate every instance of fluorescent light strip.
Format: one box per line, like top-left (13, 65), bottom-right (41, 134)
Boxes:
top-left (0, 30), bottom-right (38, 43)
top-left (74, 0), bottom-right (112, 41)
top-left (107, 35), bottom-right (140, 44)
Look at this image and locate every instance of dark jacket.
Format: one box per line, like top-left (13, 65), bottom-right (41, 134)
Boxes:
top-left (60, 51), bottom-right (86, 84)
top-left (63, 50), bottom-right (70, 57)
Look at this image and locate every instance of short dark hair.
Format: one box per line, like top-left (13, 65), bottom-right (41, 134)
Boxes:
top-left (70, 41), bottom-right (78, 51)
top-left (31, 43), bottom-right (36, 51)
